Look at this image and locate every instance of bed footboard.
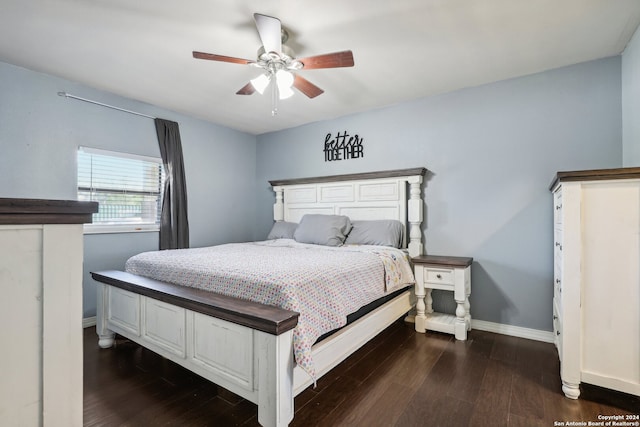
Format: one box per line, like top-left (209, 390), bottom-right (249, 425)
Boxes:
top-left (92, 271), bottom-right (299, 427)
top-left (92, 270), bottom-right (414, 427)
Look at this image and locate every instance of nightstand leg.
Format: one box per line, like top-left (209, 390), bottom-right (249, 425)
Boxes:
top-left (415, 280), bottom-right (426, 333)
top-left (455, 299), bottom-right (467, 340)
top-left (425, 289), bottom-right (433, 314)
top-left (464, 298), bottom-right (471, 331)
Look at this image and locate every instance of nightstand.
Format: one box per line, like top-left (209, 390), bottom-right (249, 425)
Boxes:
top-left (412, 255), bottom-right (473, 340)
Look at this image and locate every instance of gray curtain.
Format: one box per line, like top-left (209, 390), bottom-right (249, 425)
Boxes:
top-left (154, 118), bottom-right (189, 250)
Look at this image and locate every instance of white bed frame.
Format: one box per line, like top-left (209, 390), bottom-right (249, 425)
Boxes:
top-left (93, 167), bottom-right (426, 427)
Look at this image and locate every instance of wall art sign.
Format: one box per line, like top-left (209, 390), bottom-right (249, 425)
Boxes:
top-left (324, 131), bottom-right (364, 162)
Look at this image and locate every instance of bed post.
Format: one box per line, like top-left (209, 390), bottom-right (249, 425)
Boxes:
top-left (273, 186), bottom-right (284, 222)
top-left (407, 175), bottom-right (424, 257)
top-left (95, 283), bottom-right (115, 348)
top-left (256, 329), bottom-right (295, 427)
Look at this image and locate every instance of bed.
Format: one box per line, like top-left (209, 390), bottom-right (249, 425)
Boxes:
top-left (92, 167), bottom-right (426, 427)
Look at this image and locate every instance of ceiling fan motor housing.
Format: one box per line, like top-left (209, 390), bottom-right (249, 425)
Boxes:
top-left (256, 45), bottom-right (302, 71)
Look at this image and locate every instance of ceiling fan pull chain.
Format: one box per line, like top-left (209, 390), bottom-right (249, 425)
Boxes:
top-left (271, 78), bottom-right (279, 116)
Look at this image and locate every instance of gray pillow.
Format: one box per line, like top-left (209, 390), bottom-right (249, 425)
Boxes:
top-left (293, 214), bottom-right (352, 246)
top-left (266, 221), bottom-right (298, 239)
top-left (344, 220), bottom-right (404, 248)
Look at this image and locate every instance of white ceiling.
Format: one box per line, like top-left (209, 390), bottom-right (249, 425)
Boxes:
top-left (1, 0), bottom-right (639, 135)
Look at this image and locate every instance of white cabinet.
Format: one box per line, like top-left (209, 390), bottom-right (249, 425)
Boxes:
top-left (0, 198), bottom-right (97, 426)
top-left (550, 168), bottom-right (640, 399)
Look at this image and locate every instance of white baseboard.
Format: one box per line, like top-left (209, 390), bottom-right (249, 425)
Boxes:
top-left (471, 319), bottom-right (554, 343)
top-left (83, 315), bottom-right (554, 342)
top-left (83, 316), bottom-right (96, 328)
top-left (406, 314), bottom-right (555, 343)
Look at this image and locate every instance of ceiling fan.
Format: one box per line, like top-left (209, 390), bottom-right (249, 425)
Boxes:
top-left (193, 13), bottom-right (354, 115)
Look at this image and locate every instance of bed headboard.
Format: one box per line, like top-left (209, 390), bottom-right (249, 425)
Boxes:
top-left (269, 168), bottom-right (427, 257)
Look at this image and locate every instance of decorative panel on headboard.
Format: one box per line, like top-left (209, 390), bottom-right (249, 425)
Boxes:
top-left (269, 168), bottom-right (427, 257)
top-left (283, 180), bottom-right (405, 225)
top-left (319, 184), bottom-right (354, 202)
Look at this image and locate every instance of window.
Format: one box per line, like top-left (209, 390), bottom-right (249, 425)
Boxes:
top-left (77, 147), bottom-right (165, 233)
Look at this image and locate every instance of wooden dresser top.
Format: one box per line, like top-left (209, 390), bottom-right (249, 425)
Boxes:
top-left (412, 255), bottom-right (473, 268)
top-left (0, 198), bottom-right (98, 224)
top-left (549, 167), bottom-right (640, 190)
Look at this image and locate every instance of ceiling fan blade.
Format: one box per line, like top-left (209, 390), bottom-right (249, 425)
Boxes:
top-left (236, 82), bottom-right (256, 95)
top-left (192, 51), bottom-right (253, 65)
top-left (254, 13), bottom-right (282, 53)
top-left (293, 74), bottom-right (324, 98)
top-left (298, 50), bottom-right (354, 70)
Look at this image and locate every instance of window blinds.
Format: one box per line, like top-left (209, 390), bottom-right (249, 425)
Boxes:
top-left (77, 147), bottom-right (165, 227)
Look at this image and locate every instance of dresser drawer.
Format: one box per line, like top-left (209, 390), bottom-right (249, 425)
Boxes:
top-left (554, 277), bottom-right (562, 312)
top-left (553, 190), bottom-right (563, 226)
top-left (554, 229), bottom-right (563, 270)
top-left (553, 257), bottom-right (562, 306)
top-left (553, 298), bottom-right (562, 358)
top-left (554, 229), bottom-right (563, 252)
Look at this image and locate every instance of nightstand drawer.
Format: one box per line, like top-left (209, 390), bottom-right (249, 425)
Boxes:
top-left (423, 267), bottom-right (454, 288)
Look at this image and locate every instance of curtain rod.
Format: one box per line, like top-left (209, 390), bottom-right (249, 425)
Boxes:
top-left (57, 91), bottom-right (156, 120)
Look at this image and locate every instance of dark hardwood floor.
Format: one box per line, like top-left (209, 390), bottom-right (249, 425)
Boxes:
top-left (84, 321), bottom-right (639, 426)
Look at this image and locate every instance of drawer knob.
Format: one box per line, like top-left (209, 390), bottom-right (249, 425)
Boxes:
top-left (553, 315), bottom-right (558, 320)
top-left (436, 274), bottom-right (442, 279)
top-left (556, 330), bottom-right (561, 336)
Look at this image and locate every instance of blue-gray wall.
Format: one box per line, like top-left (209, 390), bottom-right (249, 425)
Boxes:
top-left (0, 56), bottom-right (624, 331)
top-left (623, 26), bottom-right (640, 166)
top-left (0, 61), bottom-right (257, 318)
top-left (256, 57), bottom-right (622, 331)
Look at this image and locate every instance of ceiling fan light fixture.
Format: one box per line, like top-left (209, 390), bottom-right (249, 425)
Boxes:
top-left (251, 73), bottom-right (270, 94)
top-left (268, 69), bottom-right (294, 99)
top-left (276, 69), bottom-right (294, 88)
top-left (278, 85), bottom-right (295, 100)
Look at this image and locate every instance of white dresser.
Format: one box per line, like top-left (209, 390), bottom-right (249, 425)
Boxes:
top-left (0, 198), bottom-right (97, 426)
top-left (550, 168), bottom-right (640, 399)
